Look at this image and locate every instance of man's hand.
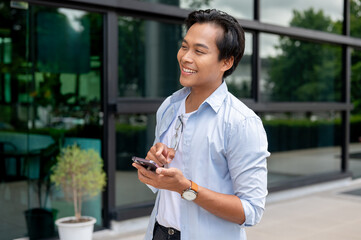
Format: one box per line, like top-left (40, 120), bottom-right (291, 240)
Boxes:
top-left (132, 163), bottom-right (190, 194)
top-left (133, 160), bottom-right (246, 225)
top-left (146, 142), bottom-right (175, 167)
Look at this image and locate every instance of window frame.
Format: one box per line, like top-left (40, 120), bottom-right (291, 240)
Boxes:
top-left (23, 0), bottom-right (357, 225)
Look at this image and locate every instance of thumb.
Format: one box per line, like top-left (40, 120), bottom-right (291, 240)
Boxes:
top-left (156, 167), bottom-right (176, 176)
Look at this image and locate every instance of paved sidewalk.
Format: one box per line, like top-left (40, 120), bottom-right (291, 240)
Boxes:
top-left (247, 178), bottom-right (361, 240)
top-left (94, 178), bottom-right (361, 240)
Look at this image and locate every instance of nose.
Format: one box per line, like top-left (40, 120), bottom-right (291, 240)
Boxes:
top-left (180, 49), bottom-right (193, 64)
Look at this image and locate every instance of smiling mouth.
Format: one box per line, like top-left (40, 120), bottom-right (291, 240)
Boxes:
top-left (182, 67), bottom-right (197, 74)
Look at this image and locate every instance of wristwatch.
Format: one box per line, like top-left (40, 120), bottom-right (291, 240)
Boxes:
top-left (181, 180), bottom-right (198, 201)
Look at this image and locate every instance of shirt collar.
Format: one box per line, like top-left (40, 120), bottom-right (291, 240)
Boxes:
top-left (170, 81), bottom-right (228, 113)
top-left (203, 81), bottom-right (228, 113)
top-left (170, 87), bottom-right (191, 103)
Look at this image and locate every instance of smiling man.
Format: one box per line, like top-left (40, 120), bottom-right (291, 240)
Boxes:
top-left (133, 9), bottom-right (270, 240)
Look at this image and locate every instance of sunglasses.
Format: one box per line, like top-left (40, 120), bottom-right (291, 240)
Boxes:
top-left (170, 115), bottom-right (184, 151)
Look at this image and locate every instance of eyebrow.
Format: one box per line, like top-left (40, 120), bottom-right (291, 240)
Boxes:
top-left (182, 39), bottom-right (209, 49)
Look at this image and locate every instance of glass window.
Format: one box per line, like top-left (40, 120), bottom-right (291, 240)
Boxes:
top-left (139, 0), bottom-right (253, 20)
top-left (350, 48), bottom-right (361, 178)
top-left (118, 17), bottom-right (253, 99)
top-left (351, 0), bottom-right (361, 38)
top-left (260, 112), bottom-right (342, 188)
top-left (115, 114), bottom-right (157, 207)
top-left (260, 0), bottom-right (343, 34)
top-left (260, 33), bottom-right (342, 102)
top-left (0, 2), bottom-right (103, 239)
top-left (32, 6), bottom-right (104, 226)
top-left (118, 17), bottom-right (182, 98)
top-left (226, 32), bottom-right (252, 98)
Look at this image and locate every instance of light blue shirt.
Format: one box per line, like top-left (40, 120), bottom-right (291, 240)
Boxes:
top-left (144, 82), bottom-right (269, 240)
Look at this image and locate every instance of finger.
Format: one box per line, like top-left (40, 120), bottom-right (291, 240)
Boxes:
top-left (134, 164), bottom-right (154, 183)
top-left (154, 143), bottom-right (168, 165)
top-left (146, 146), bottom-right (164, 167)
top-left (146, 153), bottom-right (164, 168)
top-left (146, 151), bottom-right (160, 165)
top-left (148, 145), bottom-right (157, 156)
top-left (134, 164), bottom-right (148, 183)
top-left (167, 148), bottom-right (176, 162)
top-left (160, 144), bottom-right (168, 156)
top-left (133, 163), bottom-right (152, 175)
top-left (147, 145), bottom-right (158, 160)
top-left (157, 143), bottom-right (173, 164)
top-left (155, 142), bottom-right (166, 156)
top-left (133, 163), bottom-right (147, 175)
top-left (155, 167), bottom-right (163, 174)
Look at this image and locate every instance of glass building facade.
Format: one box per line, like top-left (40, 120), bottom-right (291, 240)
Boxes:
top-left (0, 0), bottom-right (360, 239)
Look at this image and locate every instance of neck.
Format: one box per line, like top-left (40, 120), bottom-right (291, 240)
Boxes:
top-left (185, 82), bottom-right (222, 113)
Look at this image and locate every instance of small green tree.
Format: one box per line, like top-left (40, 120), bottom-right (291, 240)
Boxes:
top-left (51, 145), bottom-right (106, 221)
top-left (266, 8), bottom-right (342, 102)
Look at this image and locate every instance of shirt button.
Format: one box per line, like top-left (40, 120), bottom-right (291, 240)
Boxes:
top-left (168, 228), bottom-right (175, 235)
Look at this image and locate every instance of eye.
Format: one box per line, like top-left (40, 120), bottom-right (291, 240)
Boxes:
top-left (181, 45), bottom-right (187, 50)
top-left (195, 49), bottom-right (205, 54)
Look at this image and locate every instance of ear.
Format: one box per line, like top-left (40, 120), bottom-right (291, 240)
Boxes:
top-left (221, 56), bottom-right (234, 72)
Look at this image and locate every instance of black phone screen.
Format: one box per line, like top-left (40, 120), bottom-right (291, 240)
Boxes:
top-left (132, 156), bottom-right (158, 171)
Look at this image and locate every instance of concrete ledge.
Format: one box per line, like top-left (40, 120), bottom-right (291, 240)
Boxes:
top-left (17, 178), bottom-right (358, 240)
top-left (266, 177), bottom-right (353, 204)
top-left (93, 216), bottom-right (149, 240)
top-left (94, 178), bottom-right (358, 240)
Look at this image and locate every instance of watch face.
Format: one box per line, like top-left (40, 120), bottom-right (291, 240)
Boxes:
top-left (182, 190), bottom-right (197, 201)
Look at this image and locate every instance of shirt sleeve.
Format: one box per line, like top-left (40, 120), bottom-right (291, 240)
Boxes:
top-left (226, 116), bottom-right (270, 227)
top-left (146, 96), bottom-right (172, 194)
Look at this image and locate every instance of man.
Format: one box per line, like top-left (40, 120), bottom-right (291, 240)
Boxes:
top-left (133, 9), bottom-right (269, 240)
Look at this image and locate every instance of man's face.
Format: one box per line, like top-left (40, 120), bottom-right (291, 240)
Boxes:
top-left (177, 23), bottom-right (231, 92)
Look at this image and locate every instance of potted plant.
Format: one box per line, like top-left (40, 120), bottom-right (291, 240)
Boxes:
top-left (24, 142), bottom-right (60, 240)
top-left (51, 144), bottom-right (106, 240)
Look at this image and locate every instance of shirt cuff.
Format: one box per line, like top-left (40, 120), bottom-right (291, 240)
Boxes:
top-left (147, 184), bottom-right (158, 194)
top-left (240, 199), bottom-right (256, 227)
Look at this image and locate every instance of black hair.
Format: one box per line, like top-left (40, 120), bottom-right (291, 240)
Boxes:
top-left (185, 9), bottom-right (245, 79)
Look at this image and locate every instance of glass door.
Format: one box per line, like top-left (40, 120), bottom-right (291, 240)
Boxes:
top-left (0, 1), bottom-right (103, 239)
top-left (115, 16), bottom-right (182, 218)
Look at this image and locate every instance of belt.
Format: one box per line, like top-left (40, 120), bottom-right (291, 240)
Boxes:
top-left (155, 221), bottom-right (181, 236)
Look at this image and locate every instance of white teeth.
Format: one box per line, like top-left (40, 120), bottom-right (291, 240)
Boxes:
top-left (183, 68), bottom-right (196, 73)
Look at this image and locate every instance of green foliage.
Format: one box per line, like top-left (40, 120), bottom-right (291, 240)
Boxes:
top-left (266, 8), bottom-right (342, 102)
top-left (290, 8), bottom-right (339, 33)
top-left (351, 0), bottom-right (361, 38)
top-left (351, 114), bottom-right (361, 123)
top-left (350, 0), bottom-right (361, 114)
top-left (351, 58), bottom-right (361, 113)
top-left (263, 117), bottom-right (339, 127)
top-left (180, 0), bottom-right (211, 8)
top-left (51, 144), bottom-right (106, 220)
top-left (118, 17), bottom-right (145, 97)
top-left (263, 114), bottom-right (361, 152)
top-left (116, 122), bottom-right (146, 134)
top-left (266, 2), bottom-right (361, 114)
top-left (351, 0), bottom-right (361, 114)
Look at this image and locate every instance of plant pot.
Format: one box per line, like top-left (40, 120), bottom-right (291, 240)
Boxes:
top-left (24, 208), bottom-right (58, 240)
top-left (55, 216), bottom-right (96, 240)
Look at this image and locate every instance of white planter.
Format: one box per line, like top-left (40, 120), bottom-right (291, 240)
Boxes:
top-left (55, 216), bottom-right (96, 240)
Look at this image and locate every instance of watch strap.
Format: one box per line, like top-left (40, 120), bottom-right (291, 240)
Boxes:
top-left (181, 180), bottom-right (198, 197)
top-left (190, 180), bottom-right (198, 193)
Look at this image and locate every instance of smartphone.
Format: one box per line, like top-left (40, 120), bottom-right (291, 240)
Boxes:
top-left (132, 156), bottom-right (158, 172)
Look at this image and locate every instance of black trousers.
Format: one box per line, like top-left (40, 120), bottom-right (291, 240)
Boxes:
top-left (153, 221), bottom-right (181, 240)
